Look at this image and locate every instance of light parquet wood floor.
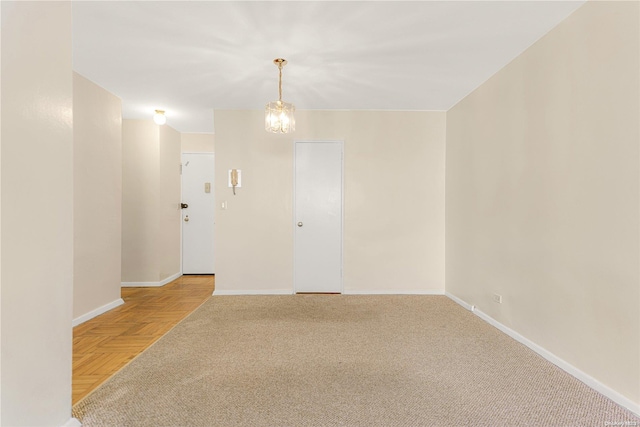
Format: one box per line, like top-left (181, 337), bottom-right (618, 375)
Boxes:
top-left (72, 275), bottom-right (215, 404)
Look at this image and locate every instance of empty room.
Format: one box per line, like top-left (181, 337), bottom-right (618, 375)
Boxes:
top-left (1, 1), bottom-right (638, 426)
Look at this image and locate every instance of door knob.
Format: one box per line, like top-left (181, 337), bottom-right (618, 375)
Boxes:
top-left (297, 222), bottom-right (303, 227)
top-left (184, 215), bottom-right (189, 222)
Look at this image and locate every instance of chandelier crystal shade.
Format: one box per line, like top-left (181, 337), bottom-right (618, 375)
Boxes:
top-left (265, 58), bottom-right (295, 133)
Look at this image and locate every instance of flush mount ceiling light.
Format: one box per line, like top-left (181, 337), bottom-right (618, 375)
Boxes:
top-left (153, 109), bottom-right (166, 125)
top-left (265, 58), bottom-right (295, 134)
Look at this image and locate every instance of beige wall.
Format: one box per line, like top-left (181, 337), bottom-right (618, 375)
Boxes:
top-left (73, 72), bottom-right (123, 320)
top-left (158, 125), bottom-right (182, 280)
top-left (122, 120), bottom-right (160, 282)
top-left (445, 1), bottom-right (639, 407)
top-left (1, 2), bottom-right (74, 425)
top-left (346, 112), bottom-right (445, 293)
top-left (214, 110), bottom-right (445, 294)
top-left (182, 133), bottom-right (214, 153)
top-left (122, 120), bottom-right (181, 284)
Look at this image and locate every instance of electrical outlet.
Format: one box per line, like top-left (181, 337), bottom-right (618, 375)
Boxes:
top-left (492, 293), bottom-right (503, 304)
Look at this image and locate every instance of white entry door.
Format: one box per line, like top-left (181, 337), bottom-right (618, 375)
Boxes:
top-left (294, 141), bottom-right (343, 293)
top-left (182, 153), bottom-right (215, 274)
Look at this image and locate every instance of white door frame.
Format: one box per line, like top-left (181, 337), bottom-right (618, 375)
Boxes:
top-left (180, 152), bottom-right (215, 275)
top-left (293, 140), bottom-right (344, 294)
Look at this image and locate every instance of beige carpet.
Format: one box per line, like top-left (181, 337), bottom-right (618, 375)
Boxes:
top-left (73, 295), bottom-right (639, 426)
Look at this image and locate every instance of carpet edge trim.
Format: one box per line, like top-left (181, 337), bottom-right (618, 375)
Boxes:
top-left (344, 289), bottom-right (445, 295)
top-left (213, 289), bottom-right (293, 295)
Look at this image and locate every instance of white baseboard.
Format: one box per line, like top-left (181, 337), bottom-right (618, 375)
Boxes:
top-left (214, 289), bottom-right (445, 296)
top-left (446, 293), bottom-right (640, 417)
top-left (445, 292), bottom-right (476, 311)
top-left (213, 289), bottom-right (293, 295)
top-left (72, 298), bottom-right (125, 327)
top-left (344, 289), bottom-right (445, 295)
top-left (62, 417), bottom-right (81, 427)
top-left (121, 272), bottom-right (182, 288)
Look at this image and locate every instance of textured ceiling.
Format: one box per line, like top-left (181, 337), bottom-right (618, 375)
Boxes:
top-left (72, 1), bottom-right (585, 133)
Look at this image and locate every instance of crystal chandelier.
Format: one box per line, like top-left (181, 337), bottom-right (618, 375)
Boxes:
top-left (265, 58), bottom-right (295, 133)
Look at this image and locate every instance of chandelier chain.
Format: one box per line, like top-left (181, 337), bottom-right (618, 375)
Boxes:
top-left (278, 63), bottom-right (283, 102)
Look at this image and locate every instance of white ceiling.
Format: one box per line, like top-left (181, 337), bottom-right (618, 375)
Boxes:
top-left (72, 1), bottom-right (585, 133)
